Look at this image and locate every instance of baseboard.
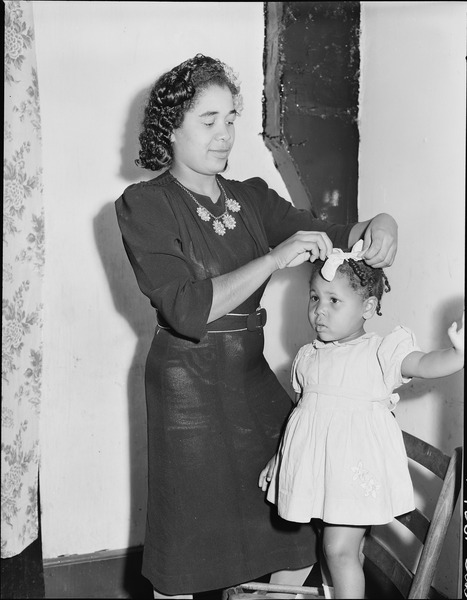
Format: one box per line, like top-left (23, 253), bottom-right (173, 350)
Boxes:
top-left (43, 546), bottom-right (153, 599)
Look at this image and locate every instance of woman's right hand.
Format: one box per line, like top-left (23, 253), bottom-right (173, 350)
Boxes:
top-left (209, 231), bottom-right (332, 322)
top-left (269, 231), bottom-right (333, 270)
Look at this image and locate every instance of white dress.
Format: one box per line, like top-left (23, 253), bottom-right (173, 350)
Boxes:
top-left (266, 326), bottom-right (419, 526)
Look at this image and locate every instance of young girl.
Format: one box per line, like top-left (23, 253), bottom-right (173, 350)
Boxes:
top-left (260, 241), bottom-right (464, 599)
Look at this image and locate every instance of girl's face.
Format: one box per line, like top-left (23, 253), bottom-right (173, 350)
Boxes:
top-left (308, 271), bottom-right (376, 343)
top-left (171, 84), bottom-right (237, 178)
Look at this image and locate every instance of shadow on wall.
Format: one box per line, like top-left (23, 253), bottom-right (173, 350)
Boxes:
top-left (119, 86), bottom-right (152, 183)
top-left (267, 263), bottom-right (315, 396)
top-left (396, 294), bottom-right (464, 450)
top-left (93, 85), bottom-right (160, 596)
top-left (93, 201), bottom-right (154, 596)
top-left (93, 200), bottom-right (154, 536)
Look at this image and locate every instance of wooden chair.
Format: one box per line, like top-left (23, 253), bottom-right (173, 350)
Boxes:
top-left (222, 430), bottom-right (462, 600)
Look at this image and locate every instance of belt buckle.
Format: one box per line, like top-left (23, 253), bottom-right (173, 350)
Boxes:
top-left (246, 308), bottom-right (267, 331)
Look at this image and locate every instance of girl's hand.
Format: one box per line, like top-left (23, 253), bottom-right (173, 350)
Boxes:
top-left (258, 455), bottom-right (276, 491)
top-left (447, 310), bottom-right (464, 355)
top-left (361, 213), bottom-right (398, 268)
top-left (269, 231), bottom-right (333, 270)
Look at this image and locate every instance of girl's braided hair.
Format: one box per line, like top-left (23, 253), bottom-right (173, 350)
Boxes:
top-left (310, 257), bottom-right (391, 316)
top-left (136, 54), bottom-right (242, 171)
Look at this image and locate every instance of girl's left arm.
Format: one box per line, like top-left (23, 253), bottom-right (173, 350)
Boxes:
top-left (348, 213), bottom-right (398, 268)
top-left (401, 311), bottom-right (464, 379)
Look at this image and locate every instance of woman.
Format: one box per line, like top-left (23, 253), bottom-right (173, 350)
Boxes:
top-left (115, 54), bottom-right (398, 598)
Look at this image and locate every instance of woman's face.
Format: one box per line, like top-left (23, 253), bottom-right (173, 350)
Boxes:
top-left (171, 84), bottom-right (237, 177)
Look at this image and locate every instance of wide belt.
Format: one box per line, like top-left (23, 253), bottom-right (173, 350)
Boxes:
top-left (157, 308), bottom-right (267, 334)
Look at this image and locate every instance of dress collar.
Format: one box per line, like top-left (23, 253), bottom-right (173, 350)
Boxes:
top-left (312, 332), bottom-right (374, 349)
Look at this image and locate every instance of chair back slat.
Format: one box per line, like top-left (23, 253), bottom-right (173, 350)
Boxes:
top-left (363, 535), bottom-right (413, 598)
top-left (408, 447), bottom-right (462, 599)
top-left (402, 431), bottom-right (450, 479)
top-left (396, 508), bottom-right (429, 543)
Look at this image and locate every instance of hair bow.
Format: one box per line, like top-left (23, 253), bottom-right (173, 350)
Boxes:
top-left (321, 239), bottom-right (364, 281)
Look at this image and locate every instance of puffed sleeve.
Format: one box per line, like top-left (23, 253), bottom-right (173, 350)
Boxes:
top-left (244, 177), bottom-right (355, 250)
top-left (291, 345), bottom-right (310, 395)
top-left (115, 182), bottom-right (212, 342)
top-left (377, 326), bottom-right (421, 390)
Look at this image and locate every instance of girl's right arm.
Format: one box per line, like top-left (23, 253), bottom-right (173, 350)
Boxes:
top-left (258, 455), bottom-right (276, 491)
top-left (401, 311), bottom-right (464, 379)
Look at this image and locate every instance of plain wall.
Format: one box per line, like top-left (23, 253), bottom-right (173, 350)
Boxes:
top-left (33, 2), bottom-right (464, 596)
top-left (34, 1), bottom-right (293, 558)
top-left (358, 2), bottom-right (465, 596)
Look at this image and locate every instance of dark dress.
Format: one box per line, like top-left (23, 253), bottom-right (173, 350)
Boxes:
top-left (115, 171), bottom-right (354, 595)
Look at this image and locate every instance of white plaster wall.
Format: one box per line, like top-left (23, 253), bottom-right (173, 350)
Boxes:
top-left (33, 3), bottom-right (464, 595)
top-left (359, 2), bottom-right (465, 596)
top-left (33, 0), bottom-right (292, 559)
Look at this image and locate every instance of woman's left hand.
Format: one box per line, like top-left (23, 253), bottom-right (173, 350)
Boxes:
top-left (361, 213), bottom-right (398, 268)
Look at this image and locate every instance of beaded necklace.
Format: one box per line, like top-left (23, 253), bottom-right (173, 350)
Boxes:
top-left (174, 178), bottom-right (241, 236)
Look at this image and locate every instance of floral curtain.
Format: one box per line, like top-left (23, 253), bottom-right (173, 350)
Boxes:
top-left (2, 0), bottom-right (44, 558)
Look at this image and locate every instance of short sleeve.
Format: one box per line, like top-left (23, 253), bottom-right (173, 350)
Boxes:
top-left (377, 326), bottom-right (421, 390)
top-left (291, 345), bottom-right (311, 394)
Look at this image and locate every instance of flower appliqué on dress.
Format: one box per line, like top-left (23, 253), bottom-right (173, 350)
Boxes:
top-left (351, 461), bottom-right (381, 498)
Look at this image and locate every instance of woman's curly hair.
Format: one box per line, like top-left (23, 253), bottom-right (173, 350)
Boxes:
top-left (136, 54), bottom-right (242, 171)
top-left (310, 257), bottom-right (391, 316)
